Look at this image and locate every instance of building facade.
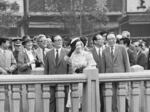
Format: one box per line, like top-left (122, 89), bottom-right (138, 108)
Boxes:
top-left (6, 0), bottom-right (150, 39)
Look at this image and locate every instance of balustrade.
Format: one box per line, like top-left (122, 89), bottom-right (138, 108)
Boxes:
top-left (0, 69), bottom-right (150, 112)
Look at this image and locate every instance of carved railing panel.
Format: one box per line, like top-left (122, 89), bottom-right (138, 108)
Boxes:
top-left (0, 69), bottom-right (150, 112)
top-left (0, 86), bottom-right (5, 112)
top-left (12, 85), bottom-right (21, 112)
top-left (104, 82), bottom-right (113, 112)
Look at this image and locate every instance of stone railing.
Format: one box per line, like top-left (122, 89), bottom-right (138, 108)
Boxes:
top-left (0, 67), bottom-right (150, 112)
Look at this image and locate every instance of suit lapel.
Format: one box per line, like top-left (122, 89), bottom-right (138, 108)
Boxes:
top-left (92, 48), bottom-right (99, 62)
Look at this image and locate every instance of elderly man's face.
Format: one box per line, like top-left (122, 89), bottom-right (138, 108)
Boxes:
top-left (107, 34), bottom-right (116, 46)
top-left (38, 36), bottom-right (47, 48)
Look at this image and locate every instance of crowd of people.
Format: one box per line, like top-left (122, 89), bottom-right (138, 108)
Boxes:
top-left (0, 30), bottom-right (150, 112)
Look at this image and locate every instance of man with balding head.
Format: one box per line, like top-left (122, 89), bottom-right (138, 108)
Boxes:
top-left (103, 32), bottom-right (130, 73)
top-left (102, 33), bottom-right (130, 112)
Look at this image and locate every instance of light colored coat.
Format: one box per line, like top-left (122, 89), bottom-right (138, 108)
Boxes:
top-left (18, 50), bottom-right (37, 74)
top-left (103, 44), bottom-right (130, 73)
top-left (0, 49), bottom-right (17, 74)
top-left (34, 47), bottom-right (50, 65)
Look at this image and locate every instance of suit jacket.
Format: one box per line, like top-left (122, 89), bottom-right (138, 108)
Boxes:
top-left (18, 49), bottom-right (37, 74)
top-left (103, 44), bottom-right (130, 73)
top-left (136, 51), bottom-right (147, 69)
top-left (44, 48), bottom-right (71, 74)
top-left (127, 48), bottom-right (136, 66)
top-left (90, 47), bottom-right (104, 73)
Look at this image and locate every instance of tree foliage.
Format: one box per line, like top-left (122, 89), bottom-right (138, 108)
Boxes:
top-left (0, 0), bottom-right (20, 36)
top-left (46, 0), bottom-right (108, 37)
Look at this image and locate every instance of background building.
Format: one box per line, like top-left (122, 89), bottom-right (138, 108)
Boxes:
top-left (1, 0), bottom-right (150, 40)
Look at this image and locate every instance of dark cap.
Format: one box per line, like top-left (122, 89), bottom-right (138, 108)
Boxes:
top-left (22, 35), bottom-right (32, 45)
top-left (14, 39), bottom-right (22, 46)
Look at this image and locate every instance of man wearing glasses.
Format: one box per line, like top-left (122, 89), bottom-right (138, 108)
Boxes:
top-left (35, 34), bottom-right (50, 66)
top-left (44, 35), bottom-right (71, 112)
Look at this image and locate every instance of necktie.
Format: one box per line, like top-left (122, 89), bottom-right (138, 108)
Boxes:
top-left (111, 46), bottom-right (114, 59)
top-left (99, 48), bottom-right (102, 57)
top-left (55, 49), bottom-right (59, 65)
top-left (42, 48), bottom-right (45, 58)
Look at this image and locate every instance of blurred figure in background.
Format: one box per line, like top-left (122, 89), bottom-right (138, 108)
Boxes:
top-left (122, 31), bottom-right (137, 59)
top-left (116, 34), bottom-right (123, 44)
top-left (32, 35), bottom-right (39, 50)
top-left (120, 38), bottom-right (136, 66)
top-left (0, 37), bottom-right (17, 74)
top-left (80, 36), bottom-right (89, 51)
top-left (12, 39), bottom-right (23, 74)
top-left (134, 41), bottom-right (147, 69)
top-left (47, 37), bottom-right (53, 49)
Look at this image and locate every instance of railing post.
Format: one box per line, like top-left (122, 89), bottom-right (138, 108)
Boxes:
top-left (35, 84), bottom-right (43, 112)
top-left (82, 67), bottom-right (100, 112)
top-left (71, 83), bottom-right (79, 112)
top-left (104, 83), bottom-right (113, 112)
top-left (118, 82), bottom-right (127, 112)
top-left (21, 85), bottom-right (28, 112)
top-left (131, 81), bottom-right (141, 112)
top-left (55, 84), bottom-right (65, 112)
top-left (12, 85), bottom-right (21, 112)
top-left (145, 81), bottom-right (150, 112)
top-left (27, 85), bottom-right (36, 112)
top-left (0, 86), bottom-right (5, 112)
top-left (42, 84), bottom-right (50, 112)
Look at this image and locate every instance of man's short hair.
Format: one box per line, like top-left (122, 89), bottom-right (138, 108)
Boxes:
top-left (0, 37), bottom-right (9, 45)
top-left (37, 34), bottom-right (47, 42)
top-left (122, 31), bottom-right (130, 39)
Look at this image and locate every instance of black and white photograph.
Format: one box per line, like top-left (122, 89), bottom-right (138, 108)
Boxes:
top-left (0, 0), bottom-right (150, 112)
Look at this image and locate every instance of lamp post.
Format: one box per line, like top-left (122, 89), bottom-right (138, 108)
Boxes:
top-left (79, 0), bottom-right (83, 37)
top-left (23, 0), bottom-right (29, 35)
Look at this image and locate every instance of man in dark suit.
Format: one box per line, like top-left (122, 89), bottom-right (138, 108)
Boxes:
top-left (135, 41), bottom-right (147, 69)
top-left (103, 33), bottom-right (130, 73)
top-left (90, 33), bottom-right (106, 112)
top-left (103, 33), bottom-right (130, 112)
top-left (44, 35), bottom-right (71, 112)
top-left (90, 34), bottom-right (105, 73)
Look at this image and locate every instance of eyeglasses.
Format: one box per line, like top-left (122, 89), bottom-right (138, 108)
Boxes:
top-left (97, 38), bottom-right (104, 41)
top-left (38, 40), bottom-right (47, 43)
top-left (54, 39), bottom-right (62, 42)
